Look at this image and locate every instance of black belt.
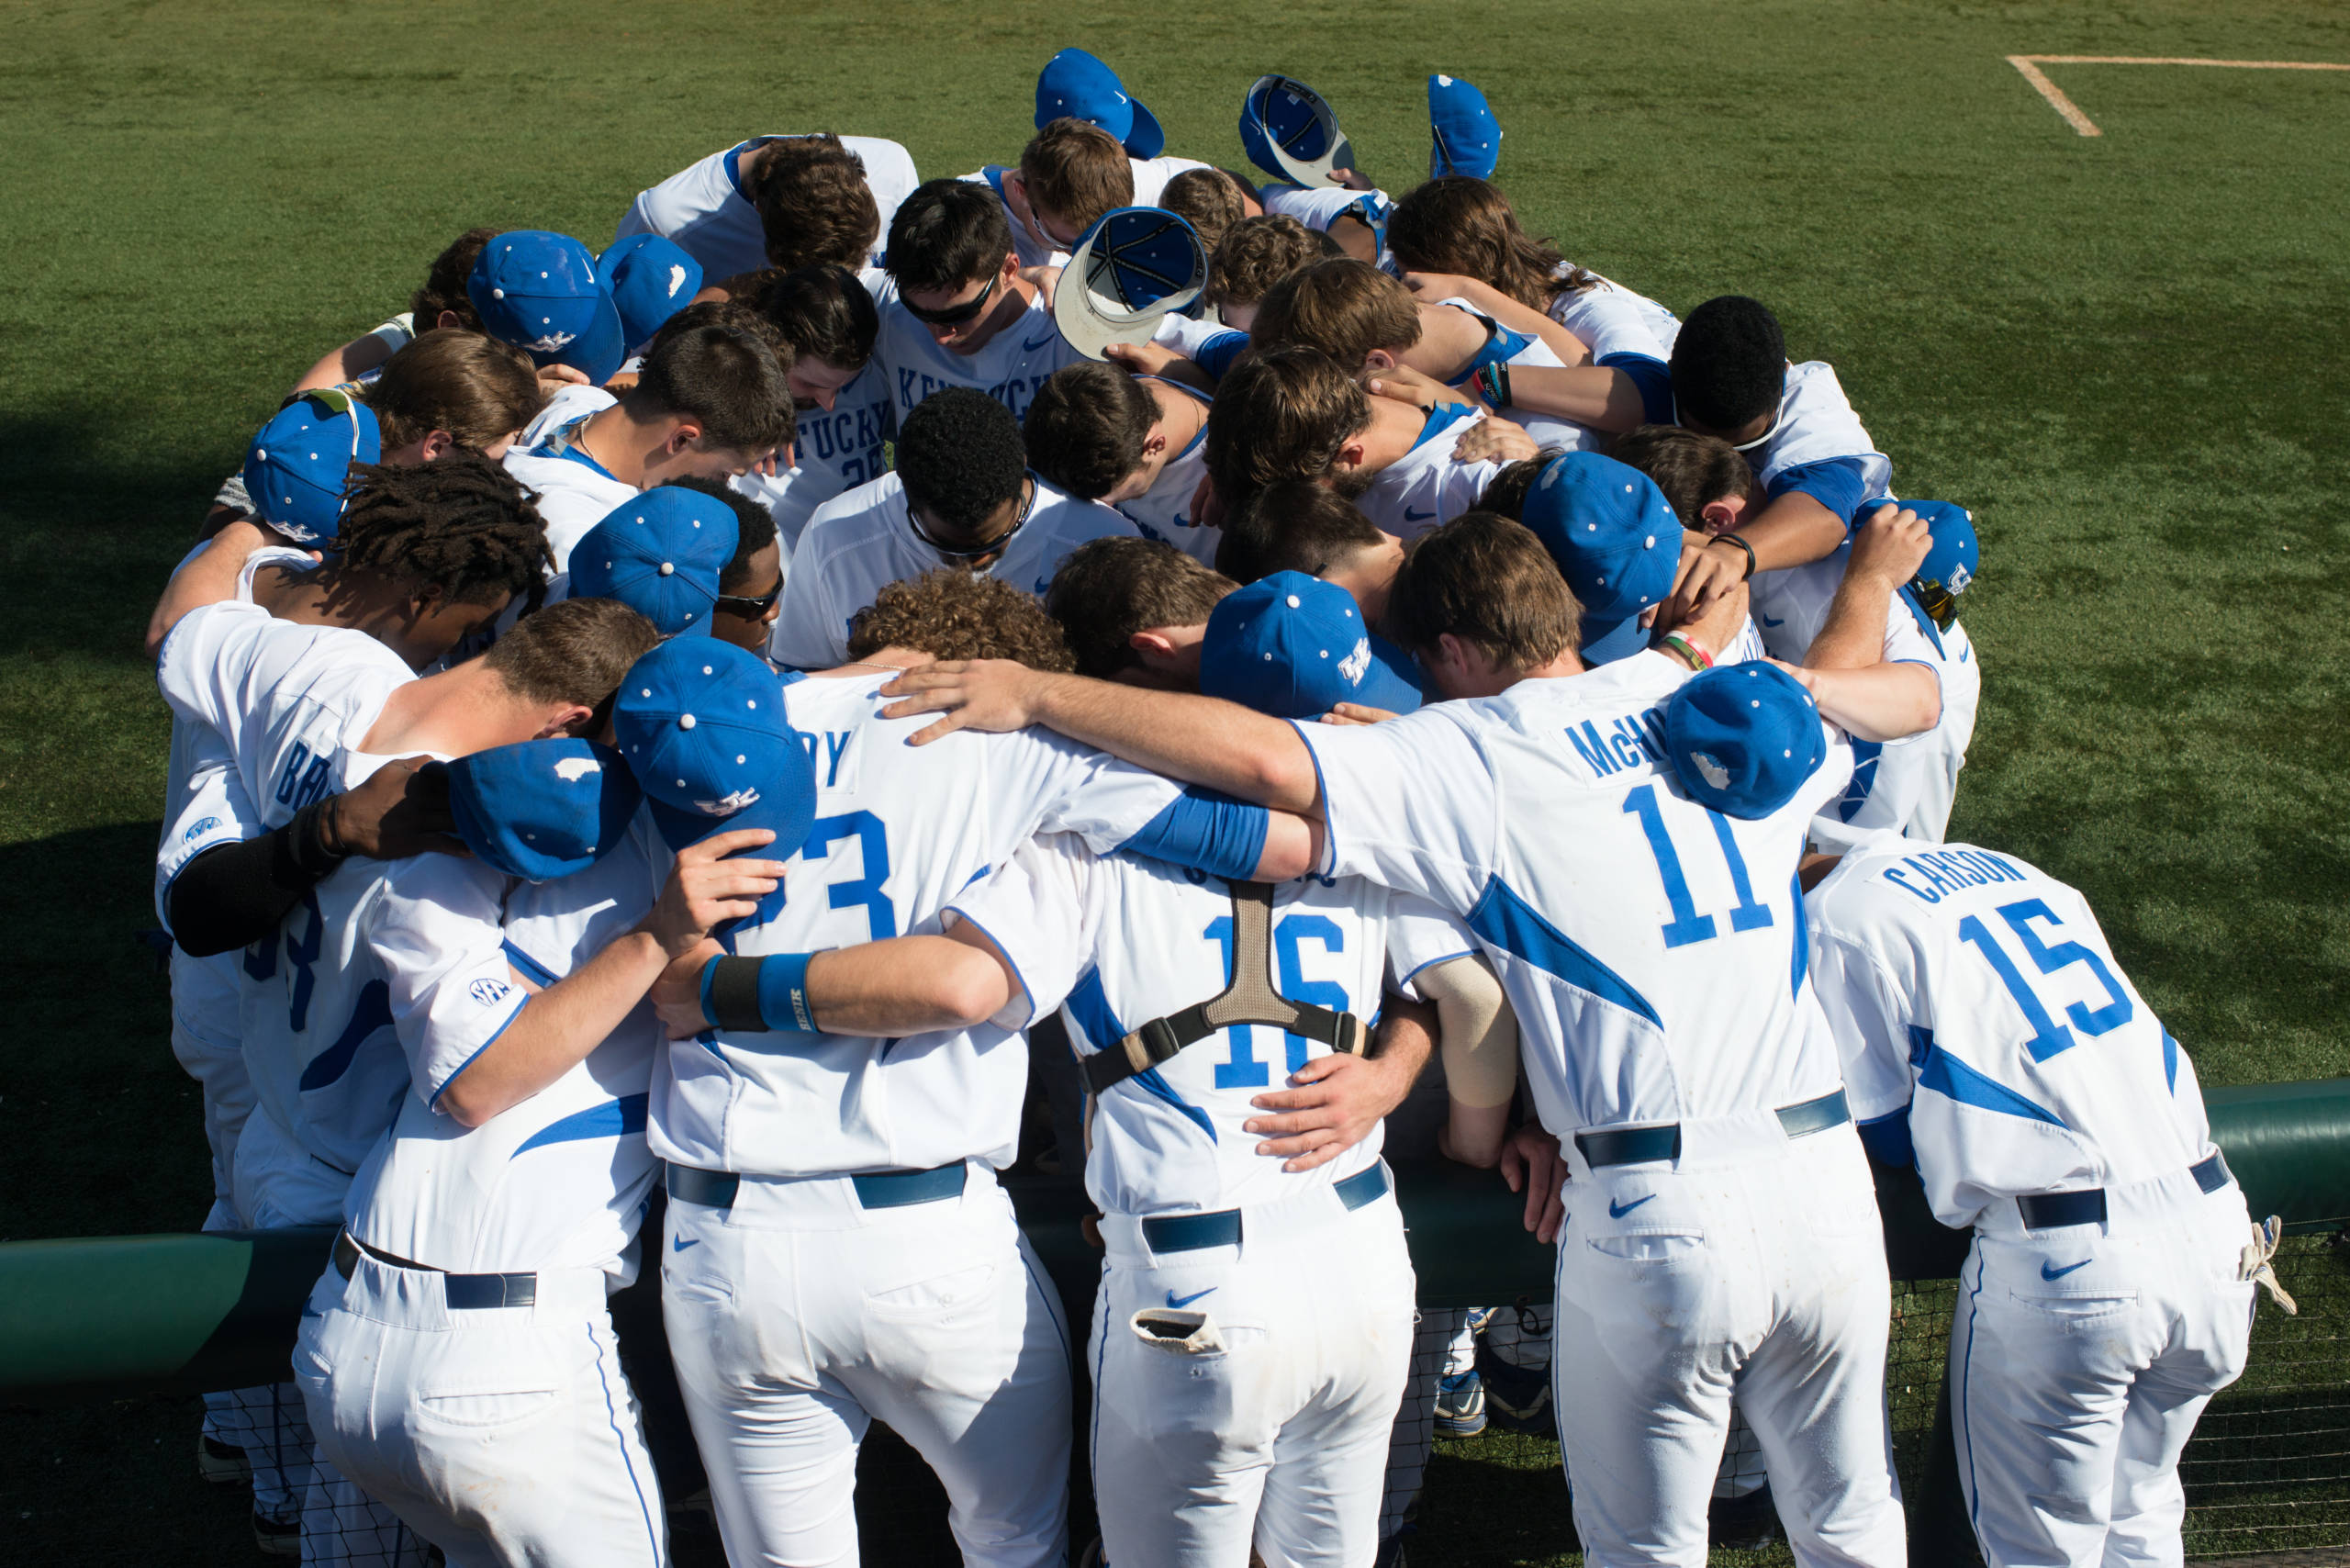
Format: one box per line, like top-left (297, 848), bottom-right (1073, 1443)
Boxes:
top-left (1574, 1088), bottom-right (1852, 1170)
top-left (666, 1161), bottom-right (968, 1214)
top-left (2018, 1150), bottom-right (2232, 1231)
top-left (1139, 1163), bottom-right (1390, 1254)
top-left (332, 1232), bottom-right (537, 1311)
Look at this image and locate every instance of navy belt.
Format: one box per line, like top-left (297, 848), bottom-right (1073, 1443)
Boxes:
top-left (1140, 1164), bottom-right (1390, 1255)
top-left (666, 1161), bottom-right (968, 1214)
top-left (1575, 1088), bottom-right (1852, 1170)
top-left (332, 1232), bottom-right (537, 1311)
top-left (2017, 1151), bottom-right (2231, 1231)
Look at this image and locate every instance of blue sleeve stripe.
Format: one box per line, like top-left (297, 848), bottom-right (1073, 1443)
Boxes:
top-left (1119, 788), bottom-right (1270, 883)
top-left (1193, 330), bottom-right (1250, 381)
top-left (428, 995), bottom-right (528, 1112)
top-left (944, 906), bottom-right (1035, 1025)
top-left (1765, 456), bottom-right (1872, 526)
top-left (1289, 719), bottom-right (1337, 875)
top-left (1596, 352), bottom-right (1674, 426)
top-left (500, 939), bottom-right (559, 988)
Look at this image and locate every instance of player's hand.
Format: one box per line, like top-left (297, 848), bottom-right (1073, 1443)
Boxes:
top-left (879, 659), bottom-right (1053, 745)
top-left (1453, 413), bottom-right (1536, 465)
top-left (1496, 1124), bottom-right (1567, 1243)
top-left (327, 757), bottom-right (466, 860)
top-left (1662, 533), bottom-right (1758, 629)
top-left (537, 363), bottom-right (591, 387)
top-left (1320, 702), bottom-right (1400, 726)
top-left (1652, 577), bottom-right (1751, 663)
top-left (1018, 263), bottom-right (1063, 309)
top-left (1326, 166), bottom-right (1377, 192)
top-left (1189, 471), bottom-right (1227, 533)
top-left (1844, 503), bottom-right (1930, 588)
top-left (1364, 364), bottom-right (1472, 413)
top-left (1103, 339), bottom-right (1181, 377)
top-left (1245, 1050), bottom-right (1412, 1172)
top-left (643, 829), bottom-right (787, 957)
top-left (1764, 656), bottom-right (1819, 694)
top-left (653, 939), bottom-right (723, 1038)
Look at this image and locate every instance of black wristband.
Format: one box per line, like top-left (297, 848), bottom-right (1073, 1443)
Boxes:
top-left (284, 799), bottom-right (348, 882)
top-left (707, 957), bottom-right (768, 1033)
top-left (1715, 532), bottom-right (1758, 582)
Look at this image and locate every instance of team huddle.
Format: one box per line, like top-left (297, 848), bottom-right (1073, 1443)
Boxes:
top-left (148, 45), bottom-right (2293, 1568)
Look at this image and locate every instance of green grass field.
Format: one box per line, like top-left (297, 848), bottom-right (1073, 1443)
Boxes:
top-left (1, 1), bottom-right (2344, 1560)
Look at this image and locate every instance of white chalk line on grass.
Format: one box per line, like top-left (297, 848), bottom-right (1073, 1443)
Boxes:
top-left (2007, 54), bottom-right (2350, 138)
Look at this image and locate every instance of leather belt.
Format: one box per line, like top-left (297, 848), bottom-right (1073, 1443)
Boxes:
top-left (2018, 1150), bottom-right (2231, 1231)
top-left (1138, 1163), bottom-right (1390, 1255)
top-left (1574, 1088), bottom-right (1852, 1170)
top-left (332, 1231), bottom-right (537, 1311)
top-left (666, 1161), bottom-right (968, 1214)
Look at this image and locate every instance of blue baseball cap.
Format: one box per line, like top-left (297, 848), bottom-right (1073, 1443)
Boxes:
top-left (466, 230), bottom-right (625, 386)
top-left (1240, 74), bottom-right (1353, 188)
top-left (1052, 207), bottom-right (1207, 358)
top-left (1664, 662), bottom-right (1827, 820)
top-left (614, 639), bottom-right (816, 854)
top-left (1892, 498), bottom-right (1978, 633)
top-left (1036, 48), bottom-right (1164, 158)
top-left (443, 738), bottom-right (643, 882)
top-left (1428, 74), bottom-right (1502, 180)
top-left (241, 390), bottom-right (383, 546)
top-left (1199, 572), bottom-right (1424, 719)
top-left (569, 487), bottom-right (740, 638)
top-left (1520, 453), bottom-right (1680, 664)
top-left (597, 234), bottom-right (705, 357)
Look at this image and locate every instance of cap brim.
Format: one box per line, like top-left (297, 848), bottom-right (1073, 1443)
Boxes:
top-left (645, 772), bottom-right (816, 857)
top-left (1123, 98), bottom-right (1166, 159)
top-left (1050, 215), bottom-right (1203, 362)
top-left (1580, 612), bottom-right (1653, 666)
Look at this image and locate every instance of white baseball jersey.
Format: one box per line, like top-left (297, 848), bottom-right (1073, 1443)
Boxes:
top-left (766, 470), bottom-right (1136, 670)
top-left (1427, 297), bottom-right (1595, 454)
top-left (869, 271), bottom-right (1087, 426)
top-left (1744, 361), bottom-right (1893, 505)
top-left (1751, 546), bottom-right (1981, 846)
top-left (615, 134), bottom-right (919, 276)
top-left (1807, 837), bottom-right (2212, 1230)
top-left (651, 670), bottom-right (1216, 1179)
top-left (342, 823), bottom-right (664, 1276)
top-left (1113, 378), bottom-right (1217, 565)
top-left (1295, 652), bottom-right (1856, 1137)
top-left (518, 383), bottom-right (614, 452)
top-left (1356, 403), bottom-right (1503, 541)
top-left (1260, 182), bottom-right (1393, 267)
top-left (1549, 268), bottom-right (1682, 360)
top-left (734, 358), bottom-right (896, 551)
top-left (951, 837), bottom-right (1449, 1215)
top-left (502, 414), bottom-right (637, 576)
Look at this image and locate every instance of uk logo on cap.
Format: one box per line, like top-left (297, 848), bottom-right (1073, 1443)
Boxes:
top-left (466, 230), bottom-right (626, 386)
top-left (614, 639), bottom-right (818, 856)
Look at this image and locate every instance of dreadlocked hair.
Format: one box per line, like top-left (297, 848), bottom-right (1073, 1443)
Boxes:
top-left (336, 451), bottom-right (553, 616)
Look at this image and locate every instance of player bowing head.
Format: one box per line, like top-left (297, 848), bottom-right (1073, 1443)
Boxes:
top-left (886, 178), bottom-right (1035, 354)
top-left (847, 568), bottom-right (1076, 671)
top-left (566, 486), bottom-right (739, 640)
top-left (364, 329), bottom-right (544, 465)
top-left (1024, 360), bottom-right (1215, 561)
top-left (1044, 535), bottom-right (1237, 688)
top-left (743, 133), bottom-right (883, 271)
top-left (1218, 481), bottom-right (1405, 626)
top-left (1382, 511), bottom-right (1583, 699)
top-left (1204, 213), bottom-right (1341, 333)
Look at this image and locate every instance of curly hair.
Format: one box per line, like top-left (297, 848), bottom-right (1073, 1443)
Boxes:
top-left (1159, 167), bottom-right (1250, 260)
top-left (409, 227), bottom-right (498, 332)
top-left (1385, 177), bottom-right (1595, 312)
top-left (1207, 214), bottom-right (1341, 311)
top-left (336, 452), bottom-right (551, 614)
top-left (895, 387), bottom-right (1027, 535)
top-left (847, 569), bottom-right (1076, 671)
top-left (745, 135), bottom-right (880, 271)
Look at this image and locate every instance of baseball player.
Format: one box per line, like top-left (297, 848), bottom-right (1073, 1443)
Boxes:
top-left (722, 264), bottom-right (894, 549)
top-left (768, 386), bottom-right (1135, 670)
top-left (614, 131), bottom-right (918, 276)
top-left (878, 514), bottom-right (1911, 1568)
top-left (296, 727), bottom-right (796, 1568)
top-left (504, 308), bottom-right (794, 574)
top-left (630, 586), bottom-right (1317, 1568)
top-left (1041, 535), bottom-right (1237, 689)
top-left (1024, 361), bottom-right (1216, 564)
top-left (1807, 831), bottom-right (2277, 1568)
top-left (1215, 483), bottom-right (1405, 627)
top-left (870, 178), bottom-right (1091, 426)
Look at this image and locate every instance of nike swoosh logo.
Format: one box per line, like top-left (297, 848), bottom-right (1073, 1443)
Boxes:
top-left (1022, 333), bottom-right (1058, 353)
top-left (1404, 507), bottom-right (1435, 521)
top-left (1166, 1287), bottom-right (1215, 1309)
top-left (2041, 1259), bottom-right (2089, 1280)
top-left (671, 1235), bottom-right (702, 1253)
top-left (1607, 1194), bottom-right (1655, 1218)
top-left (1760, 613), bottom-right (1785, 627)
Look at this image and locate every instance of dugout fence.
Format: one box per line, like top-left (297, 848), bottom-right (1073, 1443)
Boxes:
top-left (5, 1078), bottom-right (2347, 1566)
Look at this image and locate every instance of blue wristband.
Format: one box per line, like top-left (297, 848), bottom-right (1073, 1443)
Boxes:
top-left (698, 953), bottom-right (724, 1033)
top-left (755, 952), bottom-right (820, 1033)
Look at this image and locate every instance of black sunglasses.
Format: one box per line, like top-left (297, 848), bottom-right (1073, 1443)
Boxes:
top-left (908, 478), bottom-right (1035, 561)
top-left (716, 583), bottom-right (782, 618)
top-left (901, 271), bottom-right (1001, 329)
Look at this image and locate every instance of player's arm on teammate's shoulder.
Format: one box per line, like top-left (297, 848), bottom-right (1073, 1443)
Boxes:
top-left (1244, 989), bottom-right (1433, 1173)
top-left (1103, 339), bottom-right (1215, 395)
top-left (879, 664), bottom-right (1325, 814)
top-left (1400, 270), bottom-right (1593, 367)
top-left (144, 518), bottom-right (311, 660)
top-left (165, 757), bottom-right (468, 958)
top-left (439, 827), bottom-right (785, 1125)
top-left (1667, 486), bottom-right (1855, 623)
top-left (1766, 501), bottom-right (1941, 740)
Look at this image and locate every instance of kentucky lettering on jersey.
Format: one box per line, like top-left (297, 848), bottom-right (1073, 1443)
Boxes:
top-left (868, 272), bottom-right (1086, 428)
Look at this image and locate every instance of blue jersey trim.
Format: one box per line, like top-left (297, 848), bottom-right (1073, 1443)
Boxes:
top-left (1447, 313), bottom-right (1535, 389)
top-left (1466, 875), bottom-right (1661, 1029)
top-left (511, 1092), bottom-right (650, 1158)
top-left (1788, 869), bottom-right (1810, 1000)
top-left (1120, 788), bottom-right (1270, 884)
top-left (428, 995), bottom-right (528, 1111)
top-left (1395, 949), bottom-right (1477, 993)
top-left (1414, 400), bottom-right (1481, 450)
top-left (499, 939), bottom-right (559, 989)
top-left (943, 906), bottom-right (1033, 1025)
top-left (551, 440), bottom-right (619, 481)
top-left (1836, 738), bottom-right (1885, 823)
top-left (1913, 1027), bottom-right (2066, 1126)
top-left (1856, 1105), bottom-right (1917, 1168)
top-left (1193, 330), bottom-right (1249, 381)
top-left (1897, 584), bottom-right (1949, 659)
top-left (2163, 1029), bottom-right (2179, 1094)
top-left (589, 1318), bottom-right (662, 1562)
top-left (1597, 352), bottom-right (1674, 426)
top-left (722, 140), bottom-right (751, 197)
top-left (1288, 720), bottom-right (1337, 875)
top-left (1766, 456), bottom-right (1872, 526)
top-left (298, 980), bottom-right (393, 1093)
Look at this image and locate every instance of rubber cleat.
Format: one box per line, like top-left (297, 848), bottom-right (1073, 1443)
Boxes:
top-left (1434, 1368), bottom-right (1488, 1437)
top-left (198, 1433), bottom-right (252, 1486)
top-left (253, 1508), bottom-right (301, 1558)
